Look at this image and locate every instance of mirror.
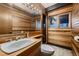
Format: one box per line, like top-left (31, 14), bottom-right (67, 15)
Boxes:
top-left (36, 19), bottom-right (41, 30)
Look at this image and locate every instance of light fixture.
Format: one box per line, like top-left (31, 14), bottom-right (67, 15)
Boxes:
top-left (23, 3), bottom-right (41, 15)
top-left (30, 4), bottom-right (33, 7)
top-left (25, 3), bottom-right (28, 7)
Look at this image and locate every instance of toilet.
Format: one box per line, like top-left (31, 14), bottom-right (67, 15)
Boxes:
top-left (41, 44), bottom-right (55, 56)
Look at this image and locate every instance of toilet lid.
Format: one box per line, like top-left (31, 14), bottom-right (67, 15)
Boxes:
top-left (41, 44), bottom-right (54, 52)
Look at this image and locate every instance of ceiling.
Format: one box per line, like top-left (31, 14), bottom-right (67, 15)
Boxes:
top-left (41, 3), bottom-right (56, 8)
top-left (8, 3), bottom-right (44, 15)
top-left (8, 3), bottom-right (57, 15)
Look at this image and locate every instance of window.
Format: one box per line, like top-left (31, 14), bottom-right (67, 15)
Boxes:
top-left (48, 16), bottom-right (58, 28)
top-left (59, 14), bottom-right (69, 28)
top-left (48, 13), bottom-right (70, 29)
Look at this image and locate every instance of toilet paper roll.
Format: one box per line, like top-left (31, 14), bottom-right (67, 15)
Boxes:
top-left (74, 36), bottom-right (79, 42)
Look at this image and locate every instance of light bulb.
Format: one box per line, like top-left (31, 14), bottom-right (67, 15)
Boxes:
top-left (30, 4), bottom-right (33, 7)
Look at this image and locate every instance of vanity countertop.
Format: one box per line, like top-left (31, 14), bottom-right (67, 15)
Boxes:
top-left (0, 38), bottom-right (42, 56)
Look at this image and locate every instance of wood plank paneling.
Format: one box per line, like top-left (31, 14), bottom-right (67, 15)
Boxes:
top-left (12, 16), bottom-right (31, 31)
top-left (48, 4), bottom-right (73, 48)
top-left (0, 4), bottom-right (33, 34)
top-left (71, 38), bottom-right (79, 56)
top-left (71, 3), bottom-right (79, 56)
top-left (48, 31), bottom-right (72, 48)
top-left (0, 5), bottom-right (12, 34)
top-left (72, 3), bottom-right (79, 33)
top-left (48, 4), bottom-right (73, 16)
top-left (0, 33), bottom-right (27, 44)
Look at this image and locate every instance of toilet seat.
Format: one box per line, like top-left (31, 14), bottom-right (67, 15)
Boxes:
top-left (41, 44), bottom-right (54, 54)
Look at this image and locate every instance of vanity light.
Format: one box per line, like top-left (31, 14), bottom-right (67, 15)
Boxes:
top-left (30, 4), bottom-right (34, 9)
top-left (29, 6), bottom-right (31, 8)
top-left (25, 3), bottom-right (28, 7)
top-left (30, 4), bottom-right (33, 7)
top-left (26, 3), bottom-right (30, 7)
top-left (23, 3), bottom-right (41, 15)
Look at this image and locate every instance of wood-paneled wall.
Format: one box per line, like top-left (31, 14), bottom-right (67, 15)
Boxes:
top-left (12, 14), bottom-right (31, 31)
top-left (0, 33), bottom-right (27, 44)
top-left (0, 5), bottom-right (12, 34)
top-left (47, 4), bottom-right (73, 48)
top-left (72, 3), bottom-right (79, 34)
top-left (48, 30), bottom-right (73, 48)
top-left (71, 3), bottom-right (79, 56)
top-left (0, 4), bottom-right (33, 34)
top-left (48, 4), bottom-right (73, 16)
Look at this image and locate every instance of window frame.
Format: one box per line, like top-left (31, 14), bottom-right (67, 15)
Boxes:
top-left (58, 12), bottom-right (71, 29)
top-left (48, 12), bottom-right (71, 29)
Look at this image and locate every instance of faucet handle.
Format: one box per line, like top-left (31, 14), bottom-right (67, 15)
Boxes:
top-left (5, 39), bottom-right (12, 42)
top-left (16, 36), bottom-right (21, 40)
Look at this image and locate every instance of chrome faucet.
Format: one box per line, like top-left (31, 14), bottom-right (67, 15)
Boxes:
top-left (5, 39), bottom-right (12, 42)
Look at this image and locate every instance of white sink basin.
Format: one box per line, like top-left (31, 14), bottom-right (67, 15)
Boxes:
top-left (0, 38), bottom-right (36, 54)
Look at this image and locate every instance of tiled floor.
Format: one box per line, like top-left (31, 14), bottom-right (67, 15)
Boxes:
top-left (42, 44), bottom-right (73, 56)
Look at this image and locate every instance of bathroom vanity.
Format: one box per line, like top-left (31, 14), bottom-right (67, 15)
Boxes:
top-left (0, 38), bottom-right (41, 56)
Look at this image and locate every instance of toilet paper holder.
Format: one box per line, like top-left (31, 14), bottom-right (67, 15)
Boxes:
top-left (74, 36), bottom-right (79, 42)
